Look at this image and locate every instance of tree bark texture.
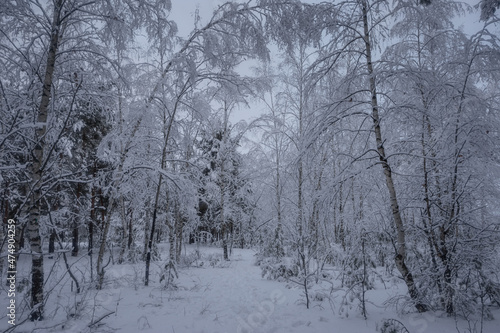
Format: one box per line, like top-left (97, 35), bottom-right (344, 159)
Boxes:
top-left (361, 0), bottom-right (426, 313)
top-left (27, 0), bottom-right (64, 320)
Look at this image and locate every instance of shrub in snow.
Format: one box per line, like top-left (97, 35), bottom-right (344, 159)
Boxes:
top-left (311, 291), bottom-right (327, 302)
top-left (160, 260), bottom-right (178, 290)
top-left (378, 319), bottom-right (410, 333)
top-left (260, 257), bottom-right (299, 281)
top-left (180, 249), bottom-right (203, 268)
top-left (206, 253), bottom-right (231, 268)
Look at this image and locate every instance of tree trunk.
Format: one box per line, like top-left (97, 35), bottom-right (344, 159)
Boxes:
top-left (338, 177), bottom-right (345, 251)
top-left (27, 0), bottom-right (64, 320)
top-left (96, 196), bottom-right (113, 289)
top-left (96, 117), bottom-right (143, 289)
top-left (420, 94), bottom-right (445, 308)
top-left (175, 215), bottom-right (184, 263)
top-left (117, 196), bottom-right (127, 264)
top-left (89, 179), bottom-right (95, 256)
top-left (145, 184), bottom-right (162, 286)
top-left (219, 129), bottom-right (229, 261)
top-left (0, 222), bottom-right (3, 279)
top-left (72, 183), bottom-right (81, 257)
top-left (1, 184), bottom-right (8, 275)
top-left (169, 221), bottom-right (175, 262)
top-left (143, 207), bottom-right (150, 261)
top-left (48, 230), bottom-right (56, 255)
top-left (240, 219), bottom-right (245, 249)
top-left (222, 225), bottom-right (229, 261)
top-left (275, 156), bottom-right (284, 257)
top-left (71, 226), bottom-right (78, 257)
top-left (361, 0), bottom-right (426, 313)
top-left (145, 92), bottom-right (181, 284)
top-left (297, 74), bottom-right (305, 273)
top-left (128, 210), bottom-right (133, 250)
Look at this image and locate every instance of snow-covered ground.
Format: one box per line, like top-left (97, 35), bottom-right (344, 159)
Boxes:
top-left (1, 245), bottom-right (499, 333)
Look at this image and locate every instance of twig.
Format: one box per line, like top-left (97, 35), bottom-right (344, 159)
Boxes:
top-left (88, 311), bottom-right (115, 327)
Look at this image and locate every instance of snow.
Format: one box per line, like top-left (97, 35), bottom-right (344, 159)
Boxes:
top-left (2, 245), bottom-right (499, 333)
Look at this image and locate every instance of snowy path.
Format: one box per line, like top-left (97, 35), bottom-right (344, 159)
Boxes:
top-left (101, 246), bottom-right (381, 333)
top-left (10, 245), bottom-right (497, 333)
top-left (74, 246), bottom-right (499, 333)
top-left (105, 247), bottom-right (312, 333)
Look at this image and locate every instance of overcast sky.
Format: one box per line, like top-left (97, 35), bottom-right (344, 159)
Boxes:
top-left (167, 0), bottom-right (492, 125)
top-left (170, 0), bottom-right (224, 36)
top-left (170, 0), bottom-right (488, 35)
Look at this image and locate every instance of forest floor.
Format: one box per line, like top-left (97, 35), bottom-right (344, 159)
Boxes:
top-left (1, 245), bottom-right (499, 333)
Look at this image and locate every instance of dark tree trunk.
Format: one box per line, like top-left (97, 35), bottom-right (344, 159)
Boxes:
top-left (89, 166), bottom-right (96, 256)
top-left (19, 224), bottom-right (25, 249)
top-left (222, 225), bottom-right (229, 261)
top-left (128, 210), bottom-right (133, 249)
top-left (72, 183), bottom-right (82, 257)
top-left (71, 226), bottom-right (78, 257)
top-left (175, 216), bottom-right (184, 263)
top-left (88, 220), bottom-right (93, 255)
top-left (49, 230), bottom-right (56, 254)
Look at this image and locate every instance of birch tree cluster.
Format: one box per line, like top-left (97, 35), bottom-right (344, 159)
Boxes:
top-left (1, 0), bottom-right (500, 324)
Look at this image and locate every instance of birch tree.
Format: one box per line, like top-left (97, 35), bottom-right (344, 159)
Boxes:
top-left (138, 1), bottom-right (269, 284)
top-left (358, 0), bottom-right (426, 312)
top-left (381, 0), bottom-right (500, 315)
top-left (1, 0), bottom-right (162, 319)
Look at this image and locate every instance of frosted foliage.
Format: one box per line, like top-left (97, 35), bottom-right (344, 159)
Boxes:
top-left (2, 0), bottom-right (500, 329)
top-left (480, 0), bottom-right (500, 19)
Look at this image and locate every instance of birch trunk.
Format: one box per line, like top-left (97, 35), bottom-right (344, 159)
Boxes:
top-left (27, 0), bottom-right (64, 320)
top-left (275, 149), bottom-right (284, 257)
top-left (175, 214), bottom-right (184, 263)
top-left (221, 159), bottom-right (229, 261)
top-left (89, 164), bottom-right (96, 256)
top-left (71, 183), bottom-right (81, 257)
top-left (361, 0), bottom-right (426, 312)
top-left (145, 91), bottom-right (182, 284)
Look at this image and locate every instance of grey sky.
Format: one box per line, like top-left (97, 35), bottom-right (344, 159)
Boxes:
top-left (168, 0), bottom-right (494, 125)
